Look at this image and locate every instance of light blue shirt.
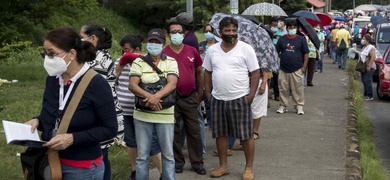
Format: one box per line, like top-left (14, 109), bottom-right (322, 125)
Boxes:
top-left (317, 31), bottom-right (325, 52)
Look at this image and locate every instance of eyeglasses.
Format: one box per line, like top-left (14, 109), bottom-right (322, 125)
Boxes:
top-left (170, 30), bottom-right (184, 34)
top-left (40, 50), bottom-right (66, 58)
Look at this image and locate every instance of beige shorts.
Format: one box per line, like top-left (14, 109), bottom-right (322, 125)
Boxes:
top-left (251, 79), bottom-right (268, 119)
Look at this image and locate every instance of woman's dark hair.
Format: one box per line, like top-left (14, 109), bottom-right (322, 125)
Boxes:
top-left (203, 24), bottom-right (214, 33)
top-left (219, 17), bottom-right (238, 31)
top-left (119, 35), bottom-right (143, 50)
top-left (81, 23), bottom-right (112, 50)
top-left (45, 27), bottom-right (96, 64)
top-left (364, 34), bottom-right (372, 44)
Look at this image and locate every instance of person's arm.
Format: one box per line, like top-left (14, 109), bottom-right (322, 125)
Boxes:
top-left (248, 69), bottom-right (260, 104)
top-left (259, 70), bottom-right (269, 95)
top-left (196, 66), bottom-right (204, 103)
top-left (204, 70), bottom-right (212, 101)
top-left (367, 49), bottom-right (376, 72)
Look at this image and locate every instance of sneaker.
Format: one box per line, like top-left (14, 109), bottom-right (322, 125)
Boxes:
top-left (364, 97), bottom-right (374, 101)
top-left (296, 106), bottom-right (304, 115)
top-left (276, 106), bottom-right (288, 114)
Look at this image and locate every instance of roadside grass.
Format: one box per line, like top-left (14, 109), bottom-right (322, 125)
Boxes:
top-left (347, 59), bottom-right (388, 180)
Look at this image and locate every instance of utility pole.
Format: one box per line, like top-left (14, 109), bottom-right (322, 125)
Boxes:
top-left (230, 0), bottom-right (239, 14)
top-left (186, 0), bottom-right (193, 17)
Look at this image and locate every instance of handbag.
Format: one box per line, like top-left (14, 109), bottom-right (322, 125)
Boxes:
top-left (20, 69), bottom-right (97, 180)
top-left (135, 55), bottom-right (177, 111)
top-left (355, 53), bottom-right (370, 73)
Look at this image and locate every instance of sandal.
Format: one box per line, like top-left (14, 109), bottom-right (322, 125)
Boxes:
top-left (253, 132), bottom-right (259, 140)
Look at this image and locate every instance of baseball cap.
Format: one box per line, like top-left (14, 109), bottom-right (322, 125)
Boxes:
top-left (170, 12), bottom-right (193, 25)
top-left (146, 28), bottom-right (166, 43)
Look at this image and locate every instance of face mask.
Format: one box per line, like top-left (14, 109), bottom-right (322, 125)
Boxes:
top-left (204, 32), bottom-right (214, 41)
top-left (221, 34), bottom-right (237, 44)
top-left (147, 43), bottom-right (163, 56)
top-left (43, 53), bottom-right (70, 76)
top-left (271, 27), bottom-right (278, 32)
top-left (278, 22), bottom-right (282, 28)
top-left (170, 33), bottom-right (184, 45)
top-left (361, 39), bottom-right (365, 45)
top-left (288, 29), bottom-right (297, 36)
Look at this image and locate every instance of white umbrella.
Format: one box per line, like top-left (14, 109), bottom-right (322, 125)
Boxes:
top-left (354, 4), bottom-right (377, 11)
top-left (242, 2), bottom-right (287, 17)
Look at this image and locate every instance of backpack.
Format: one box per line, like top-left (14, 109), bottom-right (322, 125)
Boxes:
top-left (339, 39), bottom-right (347, 50)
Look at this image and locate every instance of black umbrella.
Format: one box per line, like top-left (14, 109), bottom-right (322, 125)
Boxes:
top-left (293, 10), bottom-right (320, 22)
top-left (295, 17), bottom-right (320, 50)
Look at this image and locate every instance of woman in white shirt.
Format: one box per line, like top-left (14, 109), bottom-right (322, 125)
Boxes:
top-left (359, 34), bottom-right (376, 100)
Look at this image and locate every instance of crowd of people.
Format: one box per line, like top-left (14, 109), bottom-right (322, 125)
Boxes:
top-left (24, 9), bottom-right (377, 180)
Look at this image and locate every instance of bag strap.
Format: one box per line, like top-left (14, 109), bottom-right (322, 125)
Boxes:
top-left (48, 69), bottom-right (97, 180)
top-left (140, 54), bottom-right (164, 74)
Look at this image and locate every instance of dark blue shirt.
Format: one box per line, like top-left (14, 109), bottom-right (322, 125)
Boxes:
top-left (37, 72), bottom-right (118, 160)
top-left (183, 30), bottom-right (199, 52)
top-left (276, 35), bottom-right (309, 73)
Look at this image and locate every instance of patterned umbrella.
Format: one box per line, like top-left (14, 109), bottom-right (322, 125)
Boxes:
top-left (209, 13), bottom-right (279, 72)
top-left (242, 2), bottom-right (287, 17)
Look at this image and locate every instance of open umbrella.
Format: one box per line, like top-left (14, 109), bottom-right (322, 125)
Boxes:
top-left (293, 10), bottom-right (320, 22)
top-left (334, 16), bottom-right (345, 22)
top-left (236, 14), bottom-right (274, 39)
top-left (242, 2), bottom-right (287, 17)
top-left (209, 13), bottom-right (279, 71)
top-left (354, 4), bottom-right (377, 11)
top-left (306, 13), bottom-right (332, 26)
top-left (293, 17), bottom-right (321, 50)
top-left (371, 16), bottom-right (388, 27)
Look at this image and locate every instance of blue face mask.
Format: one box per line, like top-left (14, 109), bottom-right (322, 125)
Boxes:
top-left (271, 27), bottom-right (278, 32)
top-left (170, 33), bottom-right (184, 45)
top-left (146, 43), bottom-right (163, 56)
top-left (361, 39), bottom-right (365, 45)
top-left (204, 32), bottom-right (214, 41)
top-left (288, 29), bottom-right (297, 36)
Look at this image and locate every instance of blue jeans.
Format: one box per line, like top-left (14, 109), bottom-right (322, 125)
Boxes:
top-left (331, 42), bottom-right (337, 61)
top-left (197, 104), bottom-right (206, 157)
top-left (62, 161), bottom-right (105, 180)
top-left (134, 120), bottom-right (175, 180)
top-left (315, 51), bottom-right (324, 71)
top-left (228, 135), bottom-right (236, 149)
top-left (361, 68), bottom-right (375, 98)
top-left (102, 148), bottom-right (110, 180)
top-left (337, 48), bottom-right (349, 69)
top-left (123, 115), bottom-right (161, 155)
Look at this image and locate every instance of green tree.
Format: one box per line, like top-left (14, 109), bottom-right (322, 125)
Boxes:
top-left (280, 0), bottom-right (308, 16)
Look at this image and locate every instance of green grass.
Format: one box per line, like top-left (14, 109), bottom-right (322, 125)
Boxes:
top-left (347, 59), bottom-right (388, 180)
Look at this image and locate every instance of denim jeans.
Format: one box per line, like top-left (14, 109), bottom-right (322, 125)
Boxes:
top-left (102, 148), bottom-right (111, 180)
top-left (197, 104), bottom-right (206, 157)
top-left (62, 161), bottom-right (105, 180)
top-left (331, 42), bottom-right (337, 61)
top-left (315, 51), bottom-right (324, 71)
top-left (337, 48), bottom-right (349, 69)
top-left (361, 68), bottom-right (375, 98)
top-left (134, 120), bottom-right (175, 180)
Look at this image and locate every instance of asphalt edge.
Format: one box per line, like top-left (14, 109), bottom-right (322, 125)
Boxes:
top-left (346, 66), bottom-right (362, 180)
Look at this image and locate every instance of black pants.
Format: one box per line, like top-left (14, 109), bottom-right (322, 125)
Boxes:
top-left (271, 72), bottom-right (279, 98)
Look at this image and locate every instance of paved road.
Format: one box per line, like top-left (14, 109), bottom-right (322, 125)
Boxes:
top-left (363, 82), bottom-right (390, 177)
top-left (148, 56), bottom-right (348, 180)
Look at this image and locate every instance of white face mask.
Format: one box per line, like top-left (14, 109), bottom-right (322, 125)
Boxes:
top-left (43, 53), bottom-right (70, 76)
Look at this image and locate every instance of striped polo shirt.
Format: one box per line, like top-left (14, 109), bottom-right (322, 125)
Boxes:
top-left (130, 55), bottom-right (179, 124)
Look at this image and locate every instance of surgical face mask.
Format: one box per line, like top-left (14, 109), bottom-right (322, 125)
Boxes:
top-left (361, 39), bottom-right (365, 45)
top-left (221, 34), bottom-right (237, 44)
top-left (278, 22), bottom-right (282, 28)
top-left (146, 43), bottom-right (163, 56)
top-left (288, 29), bottom-right (297, 36)
top-left (204, 32), bottom-right (214, 41)
top-left (44, 53), bottom-right (70, 76)
top-left (271, 27), bottom-right (278, 32)
top-left (170, 33), bottom-right (184, 45)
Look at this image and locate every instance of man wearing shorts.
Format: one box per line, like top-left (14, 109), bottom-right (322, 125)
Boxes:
top-left (203, 17), bottom-right (260, 180)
